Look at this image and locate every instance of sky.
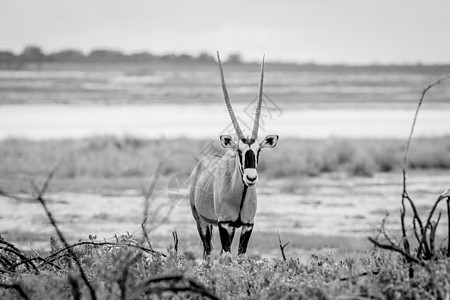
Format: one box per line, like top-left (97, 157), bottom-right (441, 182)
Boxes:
top-left (1, 0), bottom-right (449, 64)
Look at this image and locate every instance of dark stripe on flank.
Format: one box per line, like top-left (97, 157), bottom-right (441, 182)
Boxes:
top-left (199, 213), bottom-right (219, 226)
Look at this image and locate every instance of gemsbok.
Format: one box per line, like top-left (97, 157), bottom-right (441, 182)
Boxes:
top-left (189, 52), bottom-right (279, 258)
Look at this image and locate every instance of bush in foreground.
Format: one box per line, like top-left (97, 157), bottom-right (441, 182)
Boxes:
top-left (1, 232), bottom-right (450, 300)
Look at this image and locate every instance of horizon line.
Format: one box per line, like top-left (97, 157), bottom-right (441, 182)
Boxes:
top-left (2, 45), bottom-right (450, 67)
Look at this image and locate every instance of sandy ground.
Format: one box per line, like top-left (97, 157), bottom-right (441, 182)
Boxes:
top-left (1, 171), bottom-right (449, 258)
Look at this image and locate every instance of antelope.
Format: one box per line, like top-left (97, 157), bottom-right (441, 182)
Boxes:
top-left (189, 52), bottom-right (279, 258)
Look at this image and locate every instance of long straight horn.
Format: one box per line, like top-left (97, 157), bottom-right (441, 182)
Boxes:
top-left (217, 51), bottom-right (244, 139)
top-left (251, 55), bottom-right (265, 140)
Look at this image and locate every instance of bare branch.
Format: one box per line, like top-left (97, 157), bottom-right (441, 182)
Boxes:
top-left (0, 245), bottom-right (38, 273)
top-left (45, 241), bottom-right (165, 262)
top-left (417, 194), bottom-right (449, 259)
top-left (68, 274), bottom-right (82, 300)
top-left (0, 189), bottom-right (35, 203)
top-left (400, 75), bottom-right (449, 259)
top-left (32, 167), bottom-right (98, 300)
top-left (447, 198), bottom-right (450, 257)
top-left (140, 221), bottom-right (153, 249)
top-left (277, 231), bottom-right (289, 261)
top-left (339, 270), bottom-right (380, 282)
top-left (429, 212), bottom-right (442, 255)
top-left (400, 199), bottom-right (408, 252)
top-left (143, 161), bottom-right (163, 216)
top-left (172, 230), bottom-right (179, 254)
top-left (412, 218), bottom-right (422, 246)
top-left (402, 75), bottom-right (450, 178)
top-left (368, 237), bottom-right (429, 271)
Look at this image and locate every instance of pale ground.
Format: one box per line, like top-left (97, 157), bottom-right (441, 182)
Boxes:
top-left (1, 171), bottom-right (448, 259)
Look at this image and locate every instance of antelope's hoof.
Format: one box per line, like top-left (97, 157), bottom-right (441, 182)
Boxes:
top-left (237, 253), bottom-right (247, 261)
top-left (219, 251), bottom-right (233, 265)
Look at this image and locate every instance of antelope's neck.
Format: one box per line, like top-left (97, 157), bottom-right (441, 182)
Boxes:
top-left (231, 150), bottom-right (245, 193)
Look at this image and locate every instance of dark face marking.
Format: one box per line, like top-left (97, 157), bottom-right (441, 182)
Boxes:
top-left (237, 149), bottom-right (243, 166)
top-left (237, 138), bottom-right (261, 186)
top-left (244, 149), bottom-right (256, 169)
top-left (237, 138), bottom-right (259, 169)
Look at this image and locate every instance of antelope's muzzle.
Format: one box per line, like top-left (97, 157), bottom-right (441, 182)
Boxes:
top-left (243, 168), bottom-right (258, 186)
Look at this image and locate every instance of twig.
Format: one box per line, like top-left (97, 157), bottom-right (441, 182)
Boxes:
top-left (140, 221), bottom-right (153, 249)
top-left (172, 230), bottom-right (179, 254)
top-left (412, 218), bottom-right (421, 247)
top-left (277, 231), bottom-right (289, 261)
top-left (339, 270), bottom-right (380, 281)
top-left (11, 255), bottom-right (62, 272)
top-left (0, 282), bottom-right (30, 300)
top-left (401, 76), bottom-right (449, 258)
top-left (0, 255), bottom-right (13, 269)
top-left (5, 240), bottom-right (167, 270)
top-left (418, 194), bottom-right (449, 259)
top-left (0, 189), bottom-right (35, 203)
top-left (0, 245), bottom-right (38, 273)
top-left (127, 274), bottom-right (219, 300)
top-left (0, 267), bottom-right (13, 274)
top-left (447, 197), bottom-right (450, 257)
top-left (117, 251), bottom-right (139, 300)
top-left (32, 167), bottom-right (98, 300)
top-left (404, 191), bottom-right (430, 257)
top-left (402, 75), bottom-right (450, 176)
top-left (69, 274), bottom-right (81, 300)
top-left (368, 237), bottom-right (429, 271)
top-left (400, 200), bottom-right (409, 254)
top-left (142, 161), bottom-right (163, 230)
top-left (429, 212), bottom-right (442, 255)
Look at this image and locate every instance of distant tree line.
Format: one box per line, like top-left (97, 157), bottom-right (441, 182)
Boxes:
top-left (0, 45), bottom-right (244, 69)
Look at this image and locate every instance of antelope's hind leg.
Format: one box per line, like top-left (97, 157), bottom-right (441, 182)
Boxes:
top-left (196, 219), bottom-right (213, 258)
top-left (191, 205), bottom-right (213, 258)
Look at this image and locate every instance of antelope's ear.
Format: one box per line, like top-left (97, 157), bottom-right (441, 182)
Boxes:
top-left (220, 135), bottom-right (236, 148)
top-left (260, 135), bottom-right (279, 148)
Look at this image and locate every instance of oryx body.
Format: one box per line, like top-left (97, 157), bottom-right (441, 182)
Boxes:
top-left (189, 53), bottom-right (278, 258)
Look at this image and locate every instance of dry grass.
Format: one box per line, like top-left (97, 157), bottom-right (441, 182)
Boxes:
top-left (1, 136), bottom-right (449, 192)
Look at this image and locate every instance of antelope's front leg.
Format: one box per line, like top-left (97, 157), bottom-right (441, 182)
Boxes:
top-left (238, 224), bottom-right (254, 256)
top-left (218, 222), bottom-right (236, 253)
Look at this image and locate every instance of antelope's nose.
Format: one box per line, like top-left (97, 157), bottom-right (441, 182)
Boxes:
top-left (246, 175), bottom-right (257, 182)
